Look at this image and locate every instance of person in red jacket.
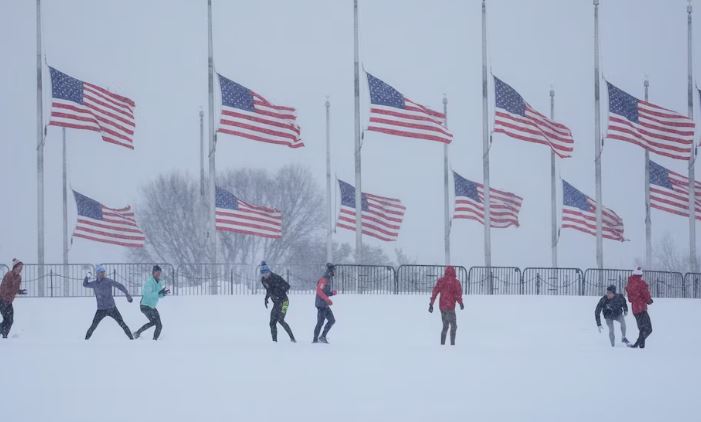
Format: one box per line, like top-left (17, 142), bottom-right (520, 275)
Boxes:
top-left (625, 267), bottom-right (653, 349)
top-left (0, 259), bottom-right (27, 339)
top-left (429, 266), bottom-right (464, 346)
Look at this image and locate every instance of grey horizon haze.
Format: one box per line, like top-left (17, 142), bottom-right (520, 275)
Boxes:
top-left (0, 0), bottom-right (698, 269)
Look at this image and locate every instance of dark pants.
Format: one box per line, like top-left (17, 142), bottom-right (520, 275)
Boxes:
top-left (135, 305), bottom-right (162, 340)
top-left (441, 310), bottom-right (457, 345)
top-left (85, 307), bottom-right (133, 340)
top-left (632, 311), bottom-right (652, 348)
top-left (0, 300), bottom-right (13, 338)
top-left (313, 307), bottom-right (335, 341)
top-left (270, 299), bottom-right (295, 342)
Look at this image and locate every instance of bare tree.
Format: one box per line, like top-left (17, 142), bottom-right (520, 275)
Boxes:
top-left (652, 233), bottom-right (694, 273)
top-left (130, 165), bottom-right (326, 266)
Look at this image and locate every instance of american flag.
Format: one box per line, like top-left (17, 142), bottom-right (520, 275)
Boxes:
top-left (48, 67), bottom-right (135, 150)
top-left (72, 191), bottom-right (145, 248)
top-left (606, 82), bottom-right (694, 160)
top-left (453, 172), bottom-right (523, 228)
top-left (217, 74), bottom-right (303, 148)
top-left (493, 77), bottom-right (574, 158)
top-left (561, 181), bottom-right (624, 242)
top-left (649, 160), bottom-right (701, 220)
top-left (215, 187), bottom-right (282, 239)
top-left (336, 180), bottom-right (406, 242)
top-left (366, 73), bottom-right (452, 144)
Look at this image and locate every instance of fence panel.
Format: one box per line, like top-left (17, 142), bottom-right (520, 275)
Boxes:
top-left (396, 265), bottom-right (468, 294)
top-left (175, 263), bottom-right (258, 295)
top-left (271, 263), bottom-right (326, 294)
top-left (467, 267), bottom-right (521, 295)
top-left (684, 273), bottom-right (701, 298)
top-left (20, 264), bottom-right (95, 297)
top-left (583, 269), bottom-right (631, 296)
top-left (102, 263), bottom-right (175, 297)
top-left (521, 268), bottom-right (584, 296)
top-left (334, 265), bottom-right (396, 294)
top-left (645, 271), bottom-right (685, 298)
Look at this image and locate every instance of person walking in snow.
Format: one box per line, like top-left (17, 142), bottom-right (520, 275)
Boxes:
top-left (595, 284), bottom-right (629, 347)
top-left (313, 263), bottom-right (337, 344)
top-left (625, 267), bottom-right (653, 349)
top-left (429, 266), bottom-right (464, 346)
top-left (134, 265), bottom-right (169, 340)
top-left (0, 259), bottom-right (27, 339)
top-left (260, 261), bottom-right (296, 343)
top-left (83, 265), bottom-right (134, 340)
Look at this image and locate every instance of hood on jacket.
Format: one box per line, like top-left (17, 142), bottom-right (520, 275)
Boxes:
top-left (443, 266), bottom-right (456, 279)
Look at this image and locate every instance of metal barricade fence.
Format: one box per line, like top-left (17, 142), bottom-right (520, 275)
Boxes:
top-left (334, 265), bottom-right (396, 294)
top-left (684, 273), bottom-right (701, 298)
top-left (583, 269), bottom-right (631, 296)
top-left (175, 263), bottom-right (259, 295)
top-left (102, 263), bottom-right (175, 297)
top-left (20, 264), bottom-right (95, 297)
top-left (645, 271), bottom-right (685, 298)
top-left (275, 263), bottom-right (326, 293)
top-left (396, 265), bottom-right (468, 294)
top-left (521, 268), bottom-right (584, 296)
top-left (467, 267), bottom-right (521, 295)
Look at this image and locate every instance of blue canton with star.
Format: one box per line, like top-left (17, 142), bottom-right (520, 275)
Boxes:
top-left (50, 67), bottom-right (84, 104)
top-left (453, 172), bottom-right (481, 203)
top-left (215, 187), bottom-right (240, 210)
top-left (608, 82), bottom-right (639, 123)
top-left (218, 74), bottom-right (255, 111)
top-left (648, 161), bottom-right (674, 189)
top-left (338, 180), bottom-right (369, 211)
top-left (562, 181), bottom-right (593, 211)
top-left (494, 77), bottom-right (527, 116)
top-left (367, 73), bottom-right (406, 109)
top-left (73, 191), bottom-right (103, 220)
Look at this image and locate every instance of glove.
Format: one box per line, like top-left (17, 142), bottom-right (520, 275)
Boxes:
top-left (332, 290), bottom-right (337, 296)
top-left (624, 311), bottom-right (628, 317)
top-left (327, 299), bottom-right (333, 306)
top-left (428, 304), bottom-right (434, 313)
top-left (264, 298), bottom-right (269, 309)
top-left (597, 325), bottom-right (602, 333)
top-left (83, 276), bottom-right (89, 283)
top-left (459, 303), bottom-right (465, 310)
top-left (127, 296), bottom-right (133, 303)
top-left (647, 298), bottom-right (654, 305)
top-left (18, 289), bottom-right (27, 295)
top-left (159, 288), bottom-right (170, 296)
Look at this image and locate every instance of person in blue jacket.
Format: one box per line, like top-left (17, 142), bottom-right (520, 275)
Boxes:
top-left (83, 265), bottom-right (134, 340)
top-left (134, 265), bottom-right (170, 340)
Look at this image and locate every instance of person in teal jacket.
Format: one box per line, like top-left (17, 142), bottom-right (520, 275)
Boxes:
top-left (134, 265), bottom-right (170, 340)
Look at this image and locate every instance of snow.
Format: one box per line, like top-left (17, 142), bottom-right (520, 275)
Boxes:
top-left (2, 294), bottom-right (699, 422)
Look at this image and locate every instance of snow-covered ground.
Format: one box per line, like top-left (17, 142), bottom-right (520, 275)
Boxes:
top-left (2, 294), bottom-right (699, 422)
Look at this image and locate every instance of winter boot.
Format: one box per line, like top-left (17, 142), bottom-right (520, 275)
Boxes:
top-left (622, 337), bottom-right (630, 345)
top-left (319, 337), bottom-right (329, 344)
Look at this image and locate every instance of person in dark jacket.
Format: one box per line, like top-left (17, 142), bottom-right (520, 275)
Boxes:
top-left (260, 261), bottom-right (296, 343)
top-left (595, 285), bottom-right (629, 347)
top-left (429, 266), bottom-right (464, 346)
top-left (0, 259), bottom-right (27, 338)
top-left (134, 265), bottom-right (170, 340)
top-left (625, 267), bottom-right (653, 349)
top-left (313, 263), bottom-right (337, 344)
top-left (83, 265), bottom-right (134, 340)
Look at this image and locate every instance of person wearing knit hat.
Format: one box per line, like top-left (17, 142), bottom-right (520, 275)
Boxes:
top-left (0, 259), bottom-right (27, 338)
top-left (134, 265), bottom-right (170, 340)
top-left (260, 261), bottom-right (296, 343)
top-left (83, 265), bottom-right (135, 340)
top-left (594, 284), bottom-right (629, 347)
top-left (625, 266), bottom-right (654, 349)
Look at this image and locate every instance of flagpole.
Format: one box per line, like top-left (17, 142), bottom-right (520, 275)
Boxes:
top-left (62, 128), bottom-right (68, 266)
top-left (353, 0), bottom-right (363, 263)
top-left (199, 109), bottom-right (205, 199)
top-left (688, 0), bottom-right (698, 272)
top-left (443, 95), bottom-right (451, 265)
top-left (644, 78), bottom-right (652, 268)
top-left (482, 0), bottom-right (492, 268)
top-left (550, 88), bottom-right (558, 268)
top-left (36, 0), bottom-right (45, 295)
top-left (207, 0), bottom-right (218, 273)
top-left (593, 0), bottom-right (604, 269)
top-left (325, 97), bottom-right (333, 263)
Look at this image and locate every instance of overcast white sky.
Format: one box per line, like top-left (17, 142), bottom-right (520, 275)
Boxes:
top-left (0, 0), bottom-right (698, 269)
